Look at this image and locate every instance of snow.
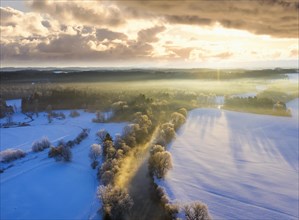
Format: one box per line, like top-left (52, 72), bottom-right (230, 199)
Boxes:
top-left (0, 110), bottom-right (117, 151)
top-left (0, 110), bottom-right (127, 220)
top-left (286, 73), bottom-right (299, 83)
top-left (6, 99), bottom-right (22, 113)
top-left (159, 100), bottom-right (299, 219)
top-left (287, 98), bottom-right (299, 119)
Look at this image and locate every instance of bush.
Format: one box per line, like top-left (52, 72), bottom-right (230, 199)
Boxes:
top-left (61, 145), bottom-right (72, 162)
top-left (149, 150), bottom-right (172, 179)
top-left (58, 112), bottom-right (66, 119)
top-left (32, 137), bottom-right (51, 152)
top-left (98, 185), bottom-right (133, 220)
top-left (48, 145), bottom-right (72, 162)
top-left (75, 129), bottom-right (89, 144)
top-left (0, 149), bottom-right (26, 163)
top-left (66, 140), bottom-right (75, 148)
top-left (69, 110), bottom-right (80, 117)
top-left (48, 146), bottom-right (61, 158)
top-left (183, 201), bottom-right (212, 220)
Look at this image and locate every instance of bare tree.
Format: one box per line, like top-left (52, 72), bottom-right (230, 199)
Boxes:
top-left (96, 129), bottom-right (108, 143)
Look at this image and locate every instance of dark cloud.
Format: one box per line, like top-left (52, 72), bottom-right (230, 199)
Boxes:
top-left (41, 20), bottom-right (51, 28)
top-left (117, 0), bottom-right (299, 38)
top-left (0, 24), bottom-right (166, 64)
top-left (96, 29), bottom-right (127, 41)
top-left (137, 26), bottom-right (166, 43)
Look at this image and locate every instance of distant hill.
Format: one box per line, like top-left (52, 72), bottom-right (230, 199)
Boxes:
top-left (0, 68), bottom-right (297, 83)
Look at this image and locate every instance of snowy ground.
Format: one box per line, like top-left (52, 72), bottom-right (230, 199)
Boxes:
top-left (0, 110), bottom-right (127, 220)
top-left (159, 99), bottom-right (299, 219)
top-left (286, 73), bottom-right (299, 83)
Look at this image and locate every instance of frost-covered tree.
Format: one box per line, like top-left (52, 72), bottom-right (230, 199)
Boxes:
top-left (156, 123), bottom-right (176, 146)
top-left (89, 144), bottom-right (101, 169)
top-left (98, 159), bottom-right (121, 183)
top-left (133, 112), bottom-right (153, 144)
top-left (89, 144), bottom-right (101, 161)
top-left (178, 108), bottom-right (188, 117)
top-left (150, 145), bottom-right (165, 156)
top-left (183, 201), bottom-right (212, 220)
top-left (122, 124), bottom-right (138, 147)
top-left (114, 134), bottom-right (124, 149)
top-left (103, 140), bottom-right (115, 158)
top-left (171, 112), bottom-right (186, 130)
top-left (98, 185), bottom-right (133, 220)
top-left (149, 150), bottom-right (173, 179)
top-left (101, 170), bottom-right (115, 185)
top-left (96, 129), bottom-right (108, 143)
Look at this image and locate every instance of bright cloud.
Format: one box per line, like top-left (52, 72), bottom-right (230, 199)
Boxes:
top-left (0, 0), bottom-right (298, 67)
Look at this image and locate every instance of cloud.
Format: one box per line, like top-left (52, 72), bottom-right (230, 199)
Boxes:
top-left (28, 0), bottom-right (124, 28)
top-left (96, 29), bottom-right (127, 41)
top-left (137, 26), bottom-right (166, 43)
top-left (289, 49), bottom-right (299, 58)
top-left (0, 7), bottom-right (50, 38)
top-left (1, 1), bottom-right (297, 67)
top-left (189, 48), bottom-right (234, 61)
top-left (27, 0), bottom-right (298, 38)
top-left (116, 0), bottom-right (299, 38)
top-left (0, 8), bottom-right (167, 65)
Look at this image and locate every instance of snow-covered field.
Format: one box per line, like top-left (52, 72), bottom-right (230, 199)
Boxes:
top-left (159, 99), bottom-right (299, 219)
top-left (0, 110), bottom-right (127, 220)
top-left (286, 73), bottom-right (299, 83)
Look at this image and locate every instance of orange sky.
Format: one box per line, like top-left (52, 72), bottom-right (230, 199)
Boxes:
top-left (0, 0), bottom-right (298, 68)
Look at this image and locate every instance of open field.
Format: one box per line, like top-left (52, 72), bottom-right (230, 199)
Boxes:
top-left (157, 98), bottom-right (299, 219)
top-left (0, 110), bottom-right (126, 220)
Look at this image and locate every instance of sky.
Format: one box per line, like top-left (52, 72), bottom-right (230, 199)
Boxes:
top-left (0, 0), bottom-right (298, 68)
